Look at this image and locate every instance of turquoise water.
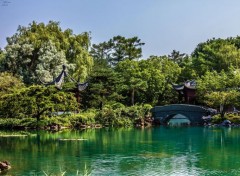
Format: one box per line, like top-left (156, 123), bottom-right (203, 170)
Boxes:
top-left (1, 127), bottom-right (240, 175)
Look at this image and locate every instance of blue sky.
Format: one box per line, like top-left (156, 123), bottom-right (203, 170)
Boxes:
top-left (1, 0), bottom-right (240, 58)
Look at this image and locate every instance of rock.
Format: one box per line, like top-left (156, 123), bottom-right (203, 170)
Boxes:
top-left (153, 118), bottom-right (161, 126)
top-left (95, 124), bottom-right (102, 128)
top-left (0, 161), bottom-right (11, 171)
top-left (49, 123), bottom-right (60, 131)
top-left (221, 120), bottom-right (231, 127)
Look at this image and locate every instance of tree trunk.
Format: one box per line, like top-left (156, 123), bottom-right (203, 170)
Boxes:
top-left (131, 89), bottom-right (135, 106)
top-left (220, 111), bottom-right (225, 119)
top-left (75, 89), bottom-right (81, 112)
top-left (220, 104), bottom-right (225, 119)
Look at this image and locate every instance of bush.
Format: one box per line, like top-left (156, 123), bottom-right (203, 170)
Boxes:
top-left (69, 109), bottom-right (97, 127)
top-left (0, 118), bottom-right (22, 129)
top-left (0, 104), bottom-right (153, 129)
top-left (225, 113), bottom-right (240, 124)
top-left (96, 104), bottom-right (152, 127)
top-left (211, 114), bottom-right (224, 124)
top-left (211, 113), bottom-right (240, 124)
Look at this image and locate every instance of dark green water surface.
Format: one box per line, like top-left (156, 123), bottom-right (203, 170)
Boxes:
top-left (1, 127), bottom-right (240, 176)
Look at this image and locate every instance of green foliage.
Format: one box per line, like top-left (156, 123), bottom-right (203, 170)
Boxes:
top-left (91, 35), bottom-right (144, 66)
top-left (192, 38), bottom-right (240, 76)
top-left (40, 116), bottom-right (72, 127)
top-left (197, 70), bottom-right (240, 118)
top-left (115, 59), bottom-right (148, 105)
top-left (2, 21), bottom-right (93, 84)
top-left (4, 21), bottom-right (240, 128)
top-left (0, 48), bottom-right (5, 69)
top-left (114, 56), bottom-right (181, 105)
top-left (177, 56), bottom-right (197, 82)
top-left (211, 114), bottom-right (225, 124)
top-left (204, 91), bottom-right (240, 109)
top-left (82, 63), bottom-right (123, 109)
top-left (69, 109), bottom-right (96, 126)
top-left (211, 113), bottom-right (240, 124)
top-left (168, 50), bottom-right (187, 65)
top-left (36, 40), bottom-right (72, 83)
top-left (225, 113), bottom-right (240, 124)
top-left (0, 118), bottom-right (23, 129)
top-left (144, 56), bottom-right (181, 105)
top-left (0, 85), bottom-right (78, 121)
top-left (95, 104), bottom-right (152, 127)
top-left (0, 72), bottom-right (24, 97)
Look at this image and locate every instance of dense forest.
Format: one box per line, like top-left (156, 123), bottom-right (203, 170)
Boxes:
top-left (1, 21), bottom-right (240, 128)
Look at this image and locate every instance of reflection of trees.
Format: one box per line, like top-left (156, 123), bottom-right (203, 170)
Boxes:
top-left (151, 127), bottom-right (240, 174)
top-left (197, 127), bottom-right (240, 171)
top-left (0, 128), bottom-right (153, 175)
top-left (1, 128), bottom-right (240, 175)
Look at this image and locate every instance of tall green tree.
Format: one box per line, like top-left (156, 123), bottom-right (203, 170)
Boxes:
top-left (91, 35), bottom-right (144, 66)
top-left (168, 50), bottom-right (186, 65)
top-left (143, 56), bottom-right (181, 105)
top-left (82, 65), bottom-right (123, 109)
top-left (114, 57), bottom-right (181, 106)
top-left (2, 21), bottom-right (93, 84)
top-left (177, 56), bottom-right (197, 82)
top-left (192, 38), bottom-right (240, 76)
top-left (197, 70), bottom-right (240, 118)
top-left (36, 40), bottom-right (72, 83)
top-left (0, 72), bottom-right (24, 97)
top-left (115, 59), bottom-right (148, 105)
top-left (90, 41), bottom-right (112, 65)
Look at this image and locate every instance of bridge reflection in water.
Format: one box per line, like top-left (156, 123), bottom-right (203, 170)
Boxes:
top-left (168, 114), bottom-right (191, 126)
top-left (151, 104), bottom-right (215, 126)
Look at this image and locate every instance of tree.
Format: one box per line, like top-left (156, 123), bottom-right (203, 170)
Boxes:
top-left (115, 59), bottom-right (148, 105)
top-left (0, 85), bottom-right (78, 121)
top-left (90, 41), bottom-right (112, 65)
top-left (114, 56), bottom-right (181, 106)
top-left (196, 70), bottom-right (240, 118)
top-left (0, 48), bottom-right (5, 69)
top-left (192, 38), bottom-right (240, 76)
top-left (143, 56), bottom-right (181, 105)
top-left (168, 50), bottom-right (186, 65)
top-left (36, 40), bottom-right (73, 83)
top-left (0, 72), bottom-right (24, 97)
top-left (205, 90), bottom-right (240, 119)
top-left (90, 35), bottom-right (144, 66)
top-left (82, 64), bottom-right (123, 109)
top-left (2, 21), bottom-right (93, 84)
top-left (177, 56), bottom-right (197, 82)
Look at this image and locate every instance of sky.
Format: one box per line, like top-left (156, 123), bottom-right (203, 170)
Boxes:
top-left (1, 0), bottom-right (240, 58)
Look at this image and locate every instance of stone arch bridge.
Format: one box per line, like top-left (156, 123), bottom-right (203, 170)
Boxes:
top-left (151, 104), bottom-right (216, 125)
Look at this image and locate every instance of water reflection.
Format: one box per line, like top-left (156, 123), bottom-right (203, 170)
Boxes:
top-left (0, 127), bottom-right (240, 175)
top-left (168, 114), bottom-right (191, 126)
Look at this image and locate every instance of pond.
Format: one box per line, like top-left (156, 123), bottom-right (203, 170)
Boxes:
top-left (1, 127), bottom-right (240, 175)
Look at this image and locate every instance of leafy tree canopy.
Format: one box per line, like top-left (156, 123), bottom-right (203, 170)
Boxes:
top-left (0, 72), bottom-right (24, 97)
top-left (2, 21), bottom-right (93, 84)
top-left (0, 85), bottom-right (78, 121)
top-left (91, 35), bottom-right (144, 66)
top-left (115, 56), bottom-right (181, 105)
top-left (196, 69), bottom-right (240, 118)
top-left (192, 38), bottom-right (240, 76)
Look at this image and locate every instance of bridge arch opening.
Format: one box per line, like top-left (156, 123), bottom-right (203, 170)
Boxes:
top-left (167, 114), bottom-right (191, 126)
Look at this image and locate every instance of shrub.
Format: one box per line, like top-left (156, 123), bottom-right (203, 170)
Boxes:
top-left (69, 109), bottom-right (97, 127)
top-left (211, 114), bottom-right (225, 124)
top-left (0, 118), bottom-right (22, 129)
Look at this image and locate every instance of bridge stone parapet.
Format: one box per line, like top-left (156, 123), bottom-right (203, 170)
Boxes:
top-left (151, 104), bottom-right (215, 125)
